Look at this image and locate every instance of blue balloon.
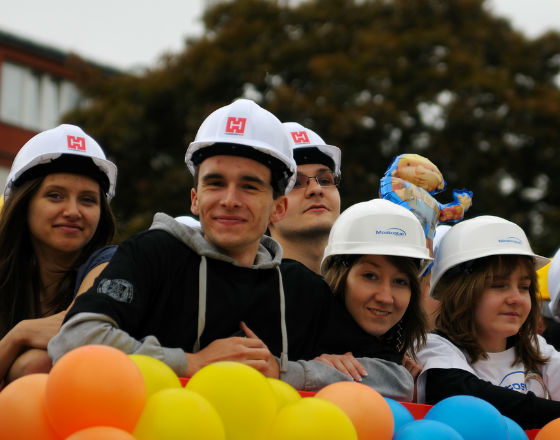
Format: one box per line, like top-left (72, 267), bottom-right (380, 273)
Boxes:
top-left (384, 398), bottom-right (415, 434)
top-left (503, 416), bottom-right (529, 440)
top-left (425, 395), bottom-right (509, 440)
top-left (395, 419), bottom-right (464, 440)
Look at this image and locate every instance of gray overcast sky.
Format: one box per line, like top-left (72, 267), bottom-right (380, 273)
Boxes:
top-left (0, 0), bottom-right (559, 70)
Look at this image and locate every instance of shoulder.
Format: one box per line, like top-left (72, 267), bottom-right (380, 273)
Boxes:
top-left (417, 332), bottom-right (470, 366)
top-left (280, 258), bottom-right (331, 295)
top-left (280, 258), bottom-right (326, 283)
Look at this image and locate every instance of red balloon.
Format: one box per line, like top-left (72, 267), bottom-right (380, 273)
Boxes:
top-left (0, 373), bottom-right (59, 440)
top-left (45, 345), bottom-right (145, 438)
top-left (316, 381), bottom-right (394, 440)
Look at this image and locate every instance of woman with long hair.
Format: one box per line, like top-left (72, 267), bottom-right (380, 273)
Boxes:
top-left (281, 199), bottom-right (430, 401)
top-left (416, 215), bottom-right (560, 429)
top-left (0, 124), bottom-right (117, 387)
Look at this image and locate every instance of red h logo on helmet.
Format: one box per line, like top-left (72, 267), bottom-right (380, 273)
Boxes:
top-left (291, 131), bottom-right (310, 144)
top-left (225, 117), bottom-right (247, 134)
top-left (67, 136), bottom-right (86, 151)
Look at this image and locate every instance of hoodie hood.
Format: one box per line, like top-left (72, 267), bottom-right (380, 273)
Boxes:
top-left (150, 212), bottom-right (283, 269)
top-left (149, 212), bottom-right (289, 372)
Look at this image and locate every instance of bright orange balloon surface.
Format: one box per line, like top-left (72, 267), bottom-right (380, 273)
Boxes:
top-left (186, 361), bottom-right (277, 440)
top-left (45, 345), bottom-right (146, 438)
top-left (536, 418), bottom-right (560, 440)
top-left (315, 381), bottom-right (394, 440)
top-left (0, 373), bottom-right (59, 440)
top-left (268, 397), bottom-right (358, 440)
top-left (129, 354), bottom-right (182, 399)
top-left (65, 427), bottom-right (136, 440)
top-left (134, 388), bottom-right (225, 440)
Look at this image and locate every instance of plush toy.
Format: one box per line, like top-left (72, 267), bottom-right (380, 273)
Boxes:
top-left (379, 153), bottom-right (473, 255)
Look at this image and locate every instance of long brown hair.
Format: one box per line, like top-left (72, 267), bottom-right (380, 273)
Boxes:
top-left (0, 176), bottom-right (116, 337)
top-left (434, 255), bottom-right (547, 371)
top-left (323, 254), bottom-right (428, 357)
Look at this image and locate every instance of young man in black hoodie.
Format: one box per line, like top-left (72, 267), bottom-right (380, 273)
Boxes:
top-left (48, 99), bottom-right (406, 385)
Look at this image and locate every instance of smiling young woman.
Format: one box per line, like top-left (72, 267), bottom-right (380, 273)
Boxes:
top-left (0, 124), bottom-right (117, 388)
top-left (415, 215), bottom-right (560, 430)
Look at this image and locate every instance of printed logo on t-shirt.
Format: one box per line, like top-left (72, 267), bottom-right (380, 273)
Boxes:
top-left (498, 370), bottom-right (528, 393)
top-left (97, 278), bottom-right (134, 303)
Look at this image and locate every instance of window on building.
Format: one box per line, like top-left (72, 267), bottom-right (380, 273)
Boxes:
top-left (0, 61), bottom-right (81, 131)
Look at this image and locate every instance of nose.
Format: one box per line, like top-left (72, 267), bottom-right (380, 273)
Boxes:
top-left (63, 198), bottom-right (82, 219)
top-left (220, 184), bottom-right (241, 209)
top-left (505, 287), bottom-right (525, 304)
top-left (304, 178), bottom-right (324, 198)
top-left (373, 280), bottom-right (394, 305)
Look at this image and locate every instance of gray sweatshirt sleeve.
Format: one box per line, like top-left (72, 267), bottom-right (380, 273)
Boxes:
top-left (280, 357), bottom-right (414, 401)
top-left (47, 312), bottom-right (188, 376)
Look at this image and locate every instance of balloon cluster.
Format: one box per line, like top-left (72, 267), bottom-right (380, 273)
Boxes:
top-left (0, 345), bottom-right (553, 439)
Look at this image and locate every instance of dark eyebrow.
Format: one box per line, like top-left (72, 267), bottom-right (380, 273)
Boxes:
top-left (200, 173), bottom-right (225, 182)
top-left (201, 173), bottom-right (267, 186)
top-left (241, 175), bottom-right (267, 186)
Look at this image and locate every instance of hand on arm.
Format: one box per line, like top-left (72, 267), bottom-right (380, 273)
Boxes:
top-left (185, 322), bottom-right (279, 378)
top-left (314, 352), bottom-right (367, 382)
top-left (0, 311), bottom-right (65, 383)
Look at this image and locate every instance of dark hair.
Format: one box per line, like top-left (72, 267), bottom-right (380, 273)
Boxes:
top-left (435, 255), bottom-right (547, 370)
top-left (323, 254), bottom-right (428, 357)
top-left (0, 175), bottom-right (116, 338)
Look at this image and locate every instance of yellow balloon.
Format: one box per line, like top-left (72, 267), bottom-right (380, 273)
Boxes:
top-left (538, 262), bottom-right (551, 300)
top-left (186, 362), bottom-right (277, 440)
top-left (133, 388), bottom-right (225, 440)
top-left (268, 397), bottom-right (358, 440)
top-left (129, 354), bottom-right (182, 399)
top-left (267, 377), bottom-right (302, 411)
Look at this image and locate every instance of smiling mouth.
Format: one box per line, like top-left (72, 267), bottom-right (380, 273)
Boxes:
top-left (366, 308), bottom-right (391, 317)
top-left (304, 205), bottom-right (327, 213)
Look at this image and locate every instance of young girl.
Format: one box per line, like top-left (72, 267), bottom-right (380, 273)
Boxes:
top-left (280, 199), bottom-right (431, 400)
top-left (0, 124), bottom-right (117, 387)
top-left (416, 215), bottom-right (560, 429)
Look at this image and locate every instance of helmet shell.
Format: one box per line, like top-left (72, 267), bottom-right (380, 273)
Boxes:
top-left (321, 198), bottom-right (432, 274)
top-left (282, 122), bottom-right (341, 176)
top-left (186, 99), bottom-right (297, 194)
top-left (430, 215), bottom-right (550, 299)
top-left (4, 124), bottom-right (117, 200)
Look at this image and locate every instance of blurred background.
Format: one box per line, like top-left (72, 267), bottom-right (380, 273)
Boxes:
top-left (0, 0), bottom-right (559, 256)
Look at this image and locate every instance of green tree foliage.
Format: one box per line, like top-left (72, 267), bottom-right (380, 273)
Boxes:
top-left (65, 0), bottom-right (560, 256)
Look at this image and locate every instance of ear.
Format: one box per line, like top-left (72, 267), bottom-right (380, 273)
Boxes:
top-left (190, 187), bottom-right (199, 216)
top-left (269, 196), bottom-right (287, 224)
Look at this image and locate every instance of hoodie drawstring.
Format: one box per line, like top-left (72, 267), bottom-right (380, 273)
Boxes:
top-left (193, 255), bottom-right (207, 353)
top-left (276, 266), bottom-right (289, 373)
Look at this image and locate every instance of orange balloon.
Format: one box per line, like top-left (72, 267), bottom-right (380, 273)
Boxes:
top-left (536, 418), bottom-right (560, 440)
top-left (315, 381), bottom-right (394, 440)
top-left (66, 427), bottom-right (136, 439)
top-left (0, 374), bottom-right (59, 440)
top-left (45, 345), bottom-right (145, 438)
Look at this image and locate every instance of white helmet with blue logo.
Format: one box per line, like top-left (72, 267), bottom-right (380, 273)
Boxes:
top-left (321, 198), bottom-right (432, 274)
top-left (430, 215), bottom-right (549, 299)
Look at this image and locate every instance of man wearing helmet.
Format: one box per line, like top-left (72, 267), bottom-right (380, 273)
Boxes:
top-left (49, 100), bottom-right (392, 379)
top-left (268, 122), bottom-right (341, 274)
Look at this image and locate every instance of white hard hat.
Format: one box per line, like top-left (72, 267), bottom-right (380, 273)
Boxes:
top-left (548, 248), bottom-right (560, 321)
top-left (430, 215), bottom-right (550, 299)
top-left (175, 216), bottom-right (201, 228)
top-left (433, 225), bottom-right (452, 257)
top-left (282, 122), bottom-right (342, 176)
top-left (4, 124), bottom-right (117, 200)
top-left (321, 198), bottom-right (432, 274)
top-left (185, 99), bottom-right (297, 194)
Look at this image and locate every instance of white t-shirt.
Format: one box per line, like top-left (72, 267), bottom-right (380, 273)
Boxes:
top-left (416, 333), bottom-right (560, 404)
